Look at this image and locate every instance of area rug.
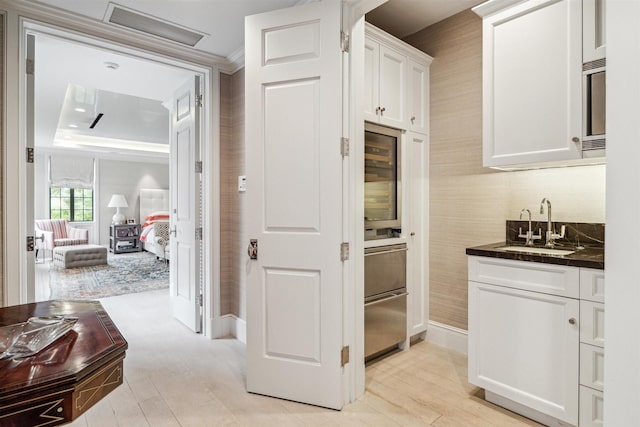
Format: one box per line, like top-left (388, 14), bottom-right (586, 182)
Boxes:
top-left (49, 251), bottom-right (169, 299)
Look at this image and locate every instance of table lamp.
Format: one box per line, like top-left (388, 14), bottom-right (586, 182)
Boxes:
top-left (108, 194), bottom-right (128, 224)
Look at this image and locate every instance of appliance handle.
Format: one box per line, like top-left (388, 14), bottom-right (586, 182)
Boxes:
top-left (364, 248), bottom-right (408, 257)
top-left (364, 291), bottom-right (408, 307)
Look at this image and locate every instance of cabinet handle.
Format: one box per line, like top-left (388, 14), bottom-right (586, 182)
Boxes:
top-left (380, 107), bottom-right (386, 116)
top-left (410, 232), bottom-right (416, 236)
top-left (411, 116), bottom-right (416, 124)
top-left (375, 106), bottom-right (381, 115)
top-left (568, 318), bottom-right (576, 325)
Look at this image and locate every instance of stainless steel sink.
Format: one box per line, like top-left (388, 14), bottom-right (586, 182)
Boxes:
top-left (500, 246), bottom-right (575, 256)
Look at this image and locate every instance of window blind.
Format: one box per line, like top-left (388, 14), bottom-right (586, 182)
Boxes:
top-left (49, 156), bottom-right (95, 188)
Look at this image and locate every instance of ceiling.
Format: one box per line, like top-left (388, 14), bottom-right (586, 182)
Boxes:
top-left (31, 0), bottom-right (483, 161)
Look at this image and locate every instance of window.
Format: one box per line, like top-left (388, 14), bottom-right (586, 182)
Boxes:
top-left (50, 187), bottom-right (94, 222)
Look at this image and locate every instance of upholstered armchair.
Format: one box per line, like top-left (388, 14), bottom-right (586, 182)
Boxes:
top-left (34, 219), bottom-right (89, 260)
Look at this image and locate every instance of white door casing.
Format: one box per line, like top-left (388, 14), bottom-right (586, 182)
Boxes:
top-left (170, 76), bottom-right (202, 332)
top-left (245, 0), bottom-right (345, 409)
top-left (25, 33), bottom-right (36, 302)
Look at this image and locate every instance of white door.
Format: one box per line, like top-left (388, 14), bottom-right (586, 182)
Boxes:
top-left (407, 132), bottom-right (428, 337)
top-left (170, 76), bottom-right (202, 332)
top-left (245, 0), bottom-right (345, 409)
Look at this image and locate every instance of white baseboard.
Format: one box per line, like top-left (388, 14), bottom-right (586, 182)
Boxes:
top-left (209, 314), bottom-right (246, 343)
top-left (426, 320), bottom-right (468, 354)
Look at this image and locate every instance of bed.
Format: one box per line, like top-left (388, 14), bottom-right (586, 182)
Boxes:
top-left (139, 189), bottom-right (170, 260)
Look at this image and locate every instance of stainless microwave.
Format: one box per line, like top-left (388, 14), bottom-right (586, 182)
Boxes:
top-left (583, 63), bottom-right (606, 153)
top-left (364, 122), bottom-right (402, 231)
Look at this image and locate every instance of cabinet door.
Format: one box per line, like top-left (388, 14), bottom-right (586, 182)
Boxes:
top-left (378, 45), bottom-right (406, 129)
top-left (407, 133), bottom-right (428, 336)
top-left (482, 0), bottom-right (582, 167)
top-left (408, 60), bottom-right (429, 134)
top-left (469, 281), bottom-right (579, 424)
top-left (364, 39), bottom-right (380, 123)
top-left (583, 0), bottom-right (606, 64)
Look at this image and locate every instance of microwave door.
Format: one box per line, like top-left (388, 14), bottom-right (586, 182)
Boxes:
top-left (588, 71), bottom-right (606, 136)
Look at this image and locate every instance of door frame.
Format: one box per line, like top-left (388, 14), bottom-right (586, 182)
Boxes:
top-left (4, 9), bottom-right (220, 338)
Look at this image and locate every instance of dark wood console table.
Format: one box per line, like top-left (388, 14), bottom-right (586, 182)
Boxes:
top-left (0, 300), bottom-right (128, 426)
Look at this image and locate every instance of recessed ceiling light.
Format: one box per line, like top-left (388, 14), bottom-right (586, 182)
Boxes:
top-left (74, 107), bottom-right (86, 113)
top-left (104, 61), bottom-right (120, 70)
top-left (68, 124), bottom-right (78, 128)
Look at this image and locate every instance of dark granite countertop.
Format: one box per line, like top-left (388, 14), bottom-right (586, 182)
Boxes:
top-left (466, 242), bottom-right (604, 270)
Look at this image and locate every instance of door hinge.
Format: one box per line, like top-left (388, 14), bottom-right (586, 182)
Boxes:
top-left (198, 294), bottom-right (203, 306)
top-left (26, 59), bottom-right (34, 76)
top-left (340, 242), bottom-right (349, 261)
top-left (26, 236), bottom-right (35, 252)
top-left (341, 345), bottom-right (350, 367)
top-left (340, 31), bottom-right (350, 53)
top-left (195, 161), bottom-right (203, 173)
top-left (195, 227), bottom-right (203, 241)
top-left (26, 147), bottom-right (34, 164)
top-left (196, 94), bottom-right (203, 108)
top-left (340, 137), bottom-right (349, 157)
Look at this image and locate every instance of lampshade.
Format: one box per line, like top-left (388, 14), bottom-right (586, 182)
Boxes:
top-left (108, 194), bottom-right (128, 208)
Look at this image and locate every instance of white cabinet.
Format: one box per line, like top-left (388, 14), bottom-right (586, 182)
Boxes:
top-left (407, 60), bottom-right (429, 134)
top-left (583, 0), bottom-right (606, 64)
top-left (364, 37), bottom-right (407, 129)
top-left (469, 257), bottom-right (606, 426)
top-left (474, 0), bottom-right (583, 167)
top-left (468, 256), bottom-right (579, 425)
top-left (406, 132), bottom-right (428, 337)
top-left (579, 267), bottom-right (605, 427)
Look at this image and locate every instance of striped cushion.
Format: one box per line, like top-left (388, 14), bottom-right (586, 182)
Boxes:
top-left (35, 219), bottom-right (69, 239)
top-left (54, 238), bottom-right (88, 247)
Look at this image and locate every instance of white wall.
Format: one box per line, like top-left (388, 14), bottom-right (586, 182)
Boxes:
top-left (604, 1), bottom-right (640, 424)
top-left (98, 159), bottom-right (169, 245)
top-left (33, 151), bottom-right (169, 246)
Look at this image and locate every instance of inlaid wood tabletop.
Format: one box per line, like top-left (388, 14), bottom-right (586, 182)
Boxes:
top-left (0, 300), bottom-right (127, 426)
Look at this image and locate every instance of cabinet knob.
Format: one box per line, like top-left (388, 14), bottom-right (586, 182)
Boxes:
top-left (572, 137), bottom-right (580, 143)
top-left (380, 107), bottom-right (386, 116)
top-left (411, 116), bottom-right (416, 124)
top-left (410, 232), bottom-right (416, 236)
top-left (568, 318), bottom-right (576, 325)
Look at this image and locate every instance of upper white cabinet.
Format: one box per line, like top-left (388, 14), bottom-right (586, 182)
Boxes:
top-left (364, 38), bottom-right (407, 128)
top-left (583, 0), bottom-right (606, 63)
top-left (474, 0), bottom-right (584, 168)
top-left (407, 60), bottom-right (429, 134)
top-left (365, 24), bottom-right (432, 132)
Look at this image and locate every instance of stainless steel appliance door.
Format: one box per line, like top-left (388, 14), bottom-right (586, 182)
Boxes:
top-left (364, 244), bottom-right (407, 298)
top-left (364, 292), bottom-right (408, 359)
top-left (588, 71), bottom-right (606, 136)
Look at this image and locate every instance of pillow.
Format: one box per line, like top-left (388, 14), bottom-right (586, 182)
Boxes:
top-left (142, 211), bottom-right (170, 228)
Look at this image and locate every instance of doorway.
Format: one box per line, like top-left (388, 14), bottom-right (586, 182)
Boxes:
top-left (18, 21), bottom-right (216, 335)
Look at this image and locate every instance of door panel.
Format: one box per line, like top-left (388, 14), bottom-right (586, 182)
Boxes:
top-left (245, 0), bottom-right (344, 409)
top-left (170, 76), bottom-right (201, 332)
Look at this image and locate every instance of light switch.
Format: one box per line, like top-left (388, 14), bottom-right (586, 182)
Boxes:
top-left (238, 175), bottom-right (247, 192)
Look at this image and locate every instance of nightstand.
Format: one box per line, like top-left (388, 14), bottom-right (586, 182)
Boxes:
top-left (109, 224), bottom-right (142, 253)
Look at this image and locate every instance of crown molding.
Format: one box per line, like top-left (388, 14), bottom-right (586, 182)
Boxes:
top-left (225, 46), bottom-right (245, 74)
top-left (0, 0), bottom-right (233, 71)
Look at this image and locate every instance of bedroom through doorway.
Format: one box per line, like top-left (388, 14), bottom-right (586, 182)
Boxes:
top-left (29, 29), bottom-right (202, 311)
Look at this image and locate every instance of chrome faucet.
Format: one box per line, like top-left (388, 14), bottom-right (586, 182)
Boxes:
top-left (518, 208), bottom-right (541, 246)
top-left (540, 198), bottom-right (566, 248)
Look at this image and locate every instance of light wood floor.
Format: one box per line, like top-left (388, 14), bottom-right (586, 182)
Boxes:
top-left (66, 290), bottom-right (540, 426)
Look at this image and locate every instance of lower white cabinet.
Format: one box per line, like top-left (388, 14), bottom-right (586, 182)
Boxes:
top-left (468, 257), bottom-right (605, 426)
top-left (468, 280), bottom-right (579, 425)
